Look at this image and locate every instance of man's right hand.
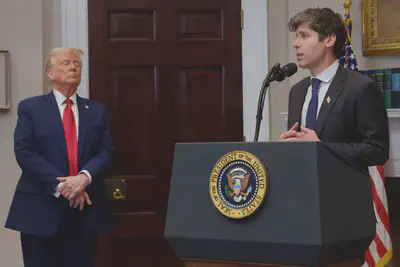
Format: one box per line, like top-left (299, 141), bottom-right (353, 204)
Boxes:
top-left (280, 122), bottom-right (301, 140)
top-left (57, 173), bottom-right (90, 200)
top-left (69, 191), bottom-right (92, 211)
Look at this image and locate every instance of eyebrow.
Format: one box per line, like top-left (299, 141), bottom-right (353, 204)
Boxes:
top-left (61, 59), bottom-right (81, 64)
top-left (296, 29), bottom-right (309, 34)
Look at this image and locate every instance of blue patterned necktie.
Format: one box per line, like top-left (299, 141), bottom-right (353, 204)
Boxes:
top-left (305, 78), bottom-right (321, 130)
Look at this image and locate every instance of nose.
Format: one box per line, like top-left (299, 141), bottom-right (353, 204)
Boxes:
top-left (292, 39), bottom-right (298, 48)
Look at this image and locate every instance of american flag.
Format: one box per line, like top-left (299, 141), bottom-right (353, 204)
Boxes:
top-left (339, 4), bottom-right (393, 267)
top-left (363, 166), bottom-right (393, 267)
top-left (339, 11), bottom-right (358, 71)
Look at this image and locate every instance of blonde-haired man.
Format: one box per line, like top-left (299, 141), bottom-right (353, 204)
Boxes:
top-left (5, 47), bottom-right (114, 267)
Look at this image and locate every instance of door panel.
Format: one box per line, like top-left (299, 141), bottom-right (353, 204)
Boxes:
top-left (88, 0), bottom-right (242, 266)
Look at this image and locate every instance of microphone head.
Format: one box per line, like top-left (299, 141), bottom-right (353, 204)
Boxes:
top-left (274, 72), bottom-right (286, 82)
top-left (274, 63), bottom-right (297, 82)
top-left (271, 63), bottom-right (281, 73)
top-left (281, 63), bottom-right (298, 77)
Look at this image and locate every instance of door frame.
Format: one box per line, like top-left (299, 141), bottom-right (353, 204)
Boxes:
top-left (60, 0), bottom-right (270, 141)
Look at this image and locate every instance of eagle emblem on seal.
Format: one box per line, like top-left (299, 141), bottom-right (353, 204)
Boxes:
top-left (226, 167), bottom-right (253, 203)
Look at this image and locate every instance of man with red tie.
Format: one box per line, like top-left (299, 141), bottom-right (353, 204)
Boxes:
top-left (5, 48), bottom-right (114, 267)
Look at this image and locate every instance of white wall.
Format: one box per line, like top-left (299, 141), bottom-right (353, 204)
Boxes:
top-left (0, 0), bottom-right (44, 266)
top-left (242, 0), bottom-right (269, 142)
top-left (43, 0), bottom-right (62, 90)
top-left (268, 0), bottom-right (290, 141)
top-left (61, 0), bottom-right (89, 98)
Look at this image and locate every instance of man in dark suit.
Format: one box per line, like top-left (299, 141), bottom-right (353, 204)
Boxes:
top-left (280, 7), bottom-right (389, 171)
top-left (5, 47), bottom-right (114, 267)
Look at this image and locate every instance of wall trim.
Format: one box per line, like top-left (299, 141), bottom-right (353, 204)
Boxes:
top-left (61, 0), bottom-right (89, 98)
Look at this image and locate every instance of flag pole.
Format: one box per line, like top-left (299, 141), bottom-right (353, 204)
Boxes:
top-left (343, 0), bottom-right (352, 16)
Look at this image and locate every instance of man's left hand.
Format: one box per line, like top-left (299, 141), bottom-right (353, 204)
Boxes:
top-left (282, 125), bottom-right (320, 142)
top-left (57, 173), bottom-right (90, 200)
top-left (69, 191), bottom-right (92, 211)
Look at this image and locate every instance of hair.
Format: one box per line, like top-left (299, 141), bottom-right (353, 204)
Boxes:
top-left (288, 7), bottom-right (346, 59)
top-left (45, 47), bottom-right (84, 71)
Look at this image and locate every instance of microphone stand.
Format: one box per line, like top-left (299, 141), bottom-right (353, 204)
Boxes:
top-left (253, 64), bottom-right (281, 142)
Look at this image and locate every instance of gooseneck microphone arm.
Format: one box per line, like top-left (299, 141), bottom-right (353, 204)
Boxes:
top-left (253, 63), bottom-right (280, 142)
top-left (253, 63), bottom-right (298, 142)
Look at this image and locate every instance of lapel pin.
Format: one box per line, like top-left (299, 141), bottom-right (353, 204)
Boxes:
top-left (326, 96), bottom-right (331, 104)
top-left (85, 105), bottom-right (89, 109)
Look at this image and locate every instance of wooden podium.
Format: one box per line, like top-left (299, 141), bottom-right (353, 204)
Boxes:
top-left (165, 142), bottom-right (375, 267)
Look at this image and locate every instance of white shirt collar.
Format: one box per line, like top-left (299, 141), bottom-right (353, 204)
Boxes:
top-left (52, 88), bottom-right (77, 106)
top-left (311, 60), bottom-right (339, 84)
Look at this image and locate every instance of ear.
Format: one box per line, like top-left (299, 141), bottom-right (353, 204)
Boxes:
top-left (47, 68), bottom-right (55, 81)
top-left (325, 33), bottom-right (337, 48)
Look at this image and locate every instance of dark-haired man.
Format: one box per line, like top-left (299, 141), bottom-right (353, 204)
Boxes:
top-left (280, 7), bottom-right (389, 171)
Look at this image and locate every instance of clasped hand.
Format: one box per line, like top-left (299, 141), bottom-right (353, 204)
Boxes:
top-left (57, 173), bottom-right (91, 211)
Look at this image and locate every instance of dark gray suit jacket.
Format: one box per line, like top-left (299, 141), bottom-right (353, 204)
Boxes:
top-left (287, 65), bottom-right (389, 171)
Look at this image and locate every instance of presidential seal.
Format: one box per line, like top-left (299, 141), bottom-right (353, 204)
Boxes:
top-left (209, 151), bottom-right (268, 219)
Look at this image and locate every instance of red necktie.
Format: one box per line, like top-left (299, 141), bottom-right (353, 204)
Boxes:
top-left (63, 99), bottom-right (78, 176)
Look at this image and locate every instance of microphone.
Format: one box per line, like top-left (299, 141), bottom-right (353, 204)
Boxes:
top-left (272, 63), bottom-right (298, 82)
top-left (259, 63), bottom-right (281, 89)
top-left (253, 63), bottom-right (298, 142)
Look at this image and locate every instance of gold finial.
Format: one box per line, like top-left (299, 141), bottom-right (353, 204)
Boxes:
top-left (343, 0), bottom-right (352, 16)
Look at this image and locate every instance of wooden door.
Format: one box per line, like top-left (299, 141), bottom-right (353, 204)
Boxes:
top-left (88, 0), bottom-right (243, 266)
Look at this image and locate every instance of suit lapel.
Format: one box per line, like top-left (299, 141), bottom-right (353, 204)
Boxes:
top-left (44, 91), bottom-right (68, 161)
top-left (77, 96), bottom-right (89, 161)
top-left (315, 66), bottom-right (346, 135)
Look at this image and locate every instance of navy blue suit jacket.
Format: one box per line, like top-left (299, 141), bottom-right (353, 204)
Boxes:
top-left (5, 91), bottom-right (114, 237)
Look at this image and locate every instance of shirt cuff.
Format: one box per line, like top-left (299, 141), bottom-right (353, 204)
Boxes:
top-left (53, 182), bottom-right (63, 198)
top-left (79, 170), bottom-right (92, 184)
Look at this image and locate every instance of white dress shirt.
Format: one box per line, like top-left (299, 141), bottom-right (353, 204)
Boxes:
top-left (301, 60), bottom-right (339, 127)
top-left (52, 89), bottom-right (92, 197)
